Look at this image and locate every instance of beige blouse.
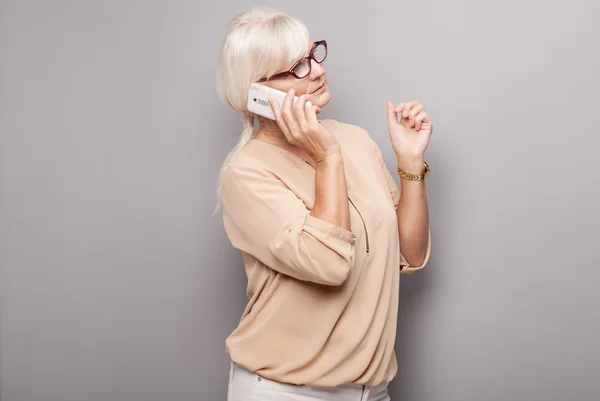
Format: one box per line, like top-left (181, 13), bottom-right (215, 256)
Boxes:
top-left (220, 119), bottom-right (431, 387)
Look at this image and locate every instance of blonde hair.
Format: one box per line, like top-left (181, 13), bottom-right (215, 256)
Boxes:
top-left (215, 7), bottom-right (310, 211)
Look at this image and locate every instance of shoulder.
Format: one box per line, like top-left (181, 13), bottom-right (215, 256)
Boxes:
top-left (320, 119), bottom-right (383, 163)
top-left (220, 140), bottom-right (301, 196)
top-left (320, 119), bottom-right (374, 146)
top-left (221, 150), bottom-right (271, 186)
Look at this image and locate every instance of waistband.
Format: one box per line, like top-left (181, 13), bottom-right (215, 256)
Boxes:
top-left (230, 361), bottom-right (379, 392)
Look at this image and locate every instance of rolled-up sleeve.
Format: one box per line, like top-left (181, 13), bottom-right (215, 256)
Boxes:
top-left (220, 163), bottom-right (356, 286)
top-left (399, 229), bottom-right (431, 275)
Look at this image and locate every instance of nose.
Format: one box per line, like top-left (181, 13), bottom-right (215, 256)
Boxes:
top-left (309, 58), bottom-right (325, 80)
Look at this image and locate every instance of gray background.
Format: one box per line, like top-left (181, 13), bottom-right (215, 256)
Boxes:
top-left (1, 0), bottom-right (599, 400)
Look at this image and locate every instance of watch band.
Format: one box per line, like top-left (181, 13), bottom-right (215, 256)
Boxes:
top-left (397, 161), bottom-right (430, 181)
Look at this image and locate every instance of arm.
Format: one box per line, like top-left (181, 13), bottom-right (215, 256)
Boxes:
top-left (311, 145), bottom-right (351, 232)
top-left (396, 156), bottom-right (431, 268)
top-left (268, 90), bottom-right (352, 233)
top-left (223, 89), bottom-right (353, 285)
top-left (221, 162), bottom-right (356, 286)
top-left (386, 100), bottom-right (434, 273)
top-left (372, 137), bottom-right (432, 274)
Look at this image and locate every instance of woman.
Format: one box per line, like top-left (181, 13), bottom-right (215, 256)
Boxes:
top-left (216, 7), bottom-right (432, 401)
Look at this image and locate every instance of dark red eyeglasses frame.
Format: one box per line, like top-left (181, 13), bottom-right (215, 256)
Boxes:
top-left (258, 40), bottom-right (327, 82)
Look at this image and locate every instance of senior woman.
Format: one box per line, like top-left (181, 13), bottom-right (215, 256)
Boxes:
top-left (216, 7), bottom-right (432, 401)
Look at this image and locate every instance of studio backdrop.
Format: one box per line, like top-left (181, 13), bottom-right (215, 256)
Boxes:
top-left (1, 0), bottom-right (599, 400)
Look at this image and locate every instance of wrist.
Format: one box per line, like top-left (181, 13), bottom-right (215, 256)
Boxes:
top-left (397, 155), bottom-right (426, 174)
top-left (314, 144), bottom-right (343, 165)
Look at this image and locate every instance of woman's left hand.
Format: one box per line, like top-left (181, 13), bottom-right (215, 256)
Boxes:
top-left (386, 100), bottom-right (432, 159)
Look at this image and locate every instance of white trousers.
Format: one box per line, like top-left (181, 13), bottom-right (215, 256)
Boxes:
top-left (227, 361), bottom-right (391, 401)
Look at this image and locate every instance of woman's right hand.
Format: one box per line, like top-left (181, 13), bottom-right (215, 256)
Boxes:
top-left (268, 89), bottom-right (340, 163)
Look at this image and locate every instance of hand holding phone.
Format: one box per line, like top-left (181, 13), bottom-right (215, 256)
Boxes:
top-left (266, 88), bottom-right (339, 164)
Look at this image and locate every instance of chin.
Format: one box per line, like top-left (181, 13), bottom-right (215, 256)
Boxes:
top-left (311, 86), bottom-right (331, 108)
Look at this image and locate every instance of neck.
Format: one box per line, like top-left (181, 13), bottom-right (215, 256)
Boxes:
top-left (254, 117), bottom-right (287, 145)
top-left (253, 116), bottom-right (313, 162)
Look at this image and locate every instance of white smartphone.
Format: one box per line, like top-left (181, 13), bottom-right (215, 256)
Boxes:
top-left (247, 82), bottom-right (313, 120)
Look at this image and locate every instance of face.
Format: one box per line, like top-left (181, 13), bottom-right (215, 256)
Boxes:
top-left (265, 41), bottom-right (331, 108)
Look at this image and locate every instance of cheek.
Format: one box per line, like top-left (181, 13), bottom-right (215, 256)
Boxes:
top-left (270, 81), bottom-right (308, 96)
top-left (291, 82), bottom-right (310, 96)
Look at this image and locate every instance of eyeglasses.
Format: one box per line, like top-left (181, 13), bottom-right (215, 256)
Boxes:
top-left (259, 40), bottom-right (327, 82)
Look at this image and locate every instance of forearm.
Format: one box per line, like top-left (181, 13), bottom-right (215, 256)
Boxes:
top-left (396, 156), bottom-right (430, 266)
top-left (310, 145), bottom-right (352, 231)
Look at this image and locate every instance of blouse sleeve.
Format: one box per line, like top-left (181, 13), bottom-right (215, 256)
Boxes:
top-left (220, 163), bottom-right (356, 286)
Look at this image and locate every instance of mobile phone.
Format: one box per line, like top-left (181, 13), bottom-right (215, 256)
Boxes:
top-left (247, 83), bottom-right (313, 120)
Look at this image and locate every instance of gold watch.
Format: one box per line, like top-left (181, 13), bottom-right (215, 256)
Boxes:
top-left (398, 161), bottom-right (430, 181)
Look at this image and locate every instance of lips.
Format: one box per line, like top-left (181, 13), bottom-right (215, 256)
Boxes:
top-left (311, 82), bottom-right (326, 94)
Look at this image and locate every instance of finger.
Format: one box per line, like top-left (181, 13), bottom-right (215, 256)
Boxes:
top-left (268, 97), bottom-right (293, 141)
top-left (408, 103), bottom-right (424, 127)
top-left (394, 103), bottom-right (405, 114)
top-left (416, 110), bottom-right (430, 124)
top-left (293, 94), bottom-right (311, 132)
top-left (306, 104), bottom-right (319, 128)
top-left (386, 101), bottom-right (399, 128)
top-left (281, 89), bottom-right (299, 133)
top-left (415, 111), bottom-right (428, 131)
top-left (402, 100), bottom-right (419, 119)
top-left (268, 97), bottom-right (284, 128)
top-left (409, 103), bottom-right (424, 116)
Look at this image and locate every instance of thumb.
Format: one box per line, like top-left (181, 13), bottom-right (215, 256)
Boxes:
top-left (386, 101), bottom-right (398, 127)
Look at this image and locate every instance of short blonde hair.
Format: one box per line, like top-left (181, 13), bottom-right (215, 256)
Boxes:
top-left (215, 7), bottom-right (310, 210)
